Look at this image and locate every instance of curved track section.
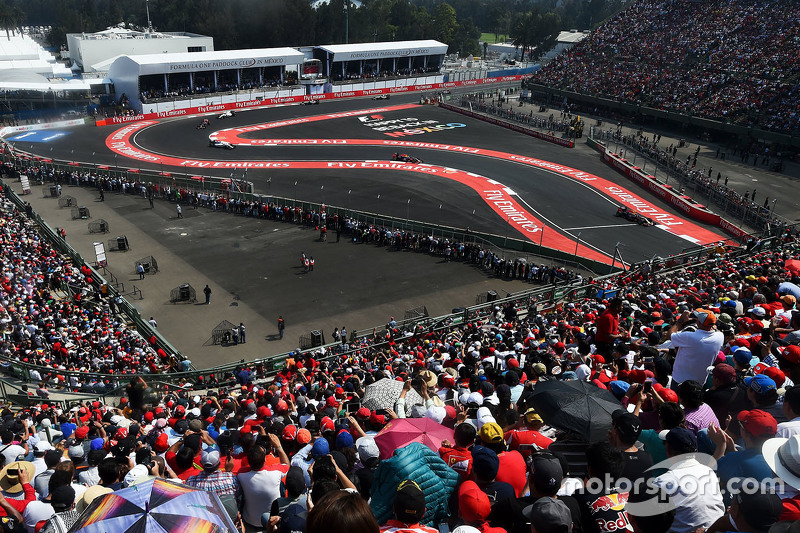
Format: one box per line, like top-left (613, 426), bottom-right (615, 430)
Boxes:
top-left (106, 105), bottom-right (724, 266)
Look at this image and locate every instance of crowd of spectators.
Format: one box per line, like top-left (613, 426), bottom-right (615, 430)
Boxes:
top-left (140, 78), bottom-right (290, 103)
top-left (331, 66), bottom-right (441, 82)
top-left (458, 94), bottom-right (584, 138)
top-left (1, 226), bottom-right (800, 533)
top-left (0, 186), bottom-right (183, 392)
top-left (532, 0), bottom-right (800, 135)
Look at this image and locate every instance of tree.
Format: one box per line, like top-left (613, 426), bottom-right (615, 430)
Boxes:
top-left (512, 9), bottom-right (561, 61)
top-left (433, 2), bottom-right (457, 46)
top-left (0, 0), bottom-right (21, 41)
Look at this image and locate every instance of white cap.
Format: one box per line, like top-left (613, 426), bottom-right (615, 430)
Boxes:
top-left (123, 464), bottom-right (151, 487)
top-left (476, 406), bottom-right (496, 429)
top-left (425, 406), bottom-right (446, 425)
top-left (355, 436), bottom-right (380, 462)
top-left (35, 441), bottom-right (54, 452)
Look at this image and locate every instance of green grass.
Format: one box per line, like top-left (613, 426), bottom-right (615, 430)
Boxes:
top-left (480, 32), bottom-right (510, 44)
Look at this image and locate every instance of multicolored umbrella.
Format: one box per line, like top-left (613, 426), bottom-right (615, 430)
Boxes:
top-left (374, 417), bottom-right (455, 460)
top-left (68, 478), bottom-right (237, 533)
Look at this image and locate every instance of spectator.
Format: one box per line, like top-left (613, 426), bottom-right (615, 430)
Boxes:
top-left (652, 428), bottom-right (725, 533)
top-left (668, 310), bottom-right (724, 387)
top-left (379, 480), bottom-right (438, 533)
top-left (309, 489), bottom-right (379, 533)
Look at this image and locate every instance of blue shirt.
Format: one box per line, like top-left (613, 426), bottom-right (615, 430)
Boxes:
top-left (716, 448), bottom-right (774, 503)
top-left (60, 422), bottom-right (77, 439)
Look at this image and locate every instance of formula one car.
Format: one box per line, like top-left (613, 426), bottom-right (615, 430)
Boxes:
top-left (217, 110), bottom-right (235, 119)
top-left (197, 119), bottom-right (210, 129)
top-left (392, 153), bottom-right (423, 164)
top-left (302, 99), bottom-right (320, 105)
top-left (209, 139), bottom-right (235, 150)
top-left (615, 206), bottom-right (655, 226)
top-left (372, 94), bottom-right (390, 100)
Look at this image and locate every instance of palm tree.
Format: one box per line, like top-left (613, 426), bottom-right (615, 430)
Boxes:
top-left (0, 1), bottom-right (21, 41)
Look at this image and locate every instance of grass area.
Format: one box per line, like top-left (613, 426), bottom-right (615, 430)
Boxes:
top-left (480, 32), bottom-right (510, 44)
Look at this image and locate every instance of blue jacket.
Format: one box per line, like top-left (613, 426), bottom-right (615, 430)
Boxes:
top-left (370, 442), bottom-right (460, 526)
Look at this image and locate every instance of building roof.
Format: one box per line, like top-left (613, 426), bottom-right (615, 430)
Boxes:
top-left (557, 31), bottom-right (589, 44)
top-left (317, 40), bottom-right (447, 61)
top-left (109, 47), bottom-right (305, 77)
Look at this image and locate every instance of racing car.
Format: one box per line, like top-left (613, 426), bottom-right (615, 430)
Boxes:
top-left (392, 153), bottom-right (423, 164)
top-left (302, 99), bottom-right (320, 105)
top-left (615, 206), bottom-right (655, 226)
top-left (209, 139), bottom-right (235, 150)
top-left (197, 119), bottom-right (210, 129)
top-left (217, 110), bottom-right (235, 119)
top-left (372, 94), bottom-right (390, 100)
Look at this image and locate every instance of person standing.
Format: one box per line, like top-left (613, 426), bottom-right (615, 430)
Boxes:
top-left (137, 263), bottom-right (145, 280)
top-left (340, 326), bottom-right (346, 345)
top-left (176, 204), bottom-right (183, 218)
top-left (278, 316), bottom-right (285, 339)
top-left (595, 297), bottom-right (626, 359)
top-left (203, 285), bottom-right (212, 305)
top-left (667, 309), bottom-right (724, 388)
top-left (148, 317), bottom-right (158, 329)
top-left (238, 323), bottom-right (246, 344)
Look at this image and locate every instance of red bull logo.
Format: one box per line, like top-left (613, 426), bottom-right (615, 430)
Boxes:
top-left (589, 492), bottom-right (628, 513)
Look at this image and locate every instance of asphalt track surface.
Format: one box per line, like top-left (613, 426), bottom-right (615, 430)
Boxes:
top-left (15, 94), bottom-right (729, 266)
top-left (34, 94), bottom-right (721, 265)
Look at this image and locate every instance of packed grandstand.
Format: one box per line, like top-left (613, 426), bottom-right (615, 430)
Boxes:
top-left (531, 0), bottom-right (800, 135)
top-left (2, 0), bottom-right (800, 532)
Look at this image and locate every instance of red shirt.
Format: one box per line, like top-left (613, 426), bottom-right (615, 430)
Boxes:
top-left (438, 445), bottom-right (473, 479)
top-left (0, 483), bottom-right (35, 516)
top-left (595, 310), bottom-right (620, 343)
top-left (496, 450), bottom-right (526, 497)
top-left (506, 429), bottom-right (553, 458)
top-left (165, 450), bottom-right (203, 480)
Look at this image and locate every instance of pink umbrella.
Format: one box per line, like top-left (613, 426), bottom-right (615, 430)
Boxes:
top-left (786, 259), bottom-right (800, 275)
top-left (374, 418), bottom-right (455, 460)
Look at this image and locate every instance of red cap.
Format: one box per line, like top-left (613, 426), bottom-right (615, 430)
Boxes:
top-left (444, 405), bottom-right (457, 420)
top-left (591, 354), bottom-right (606, 365)
top-left (297, 428), bottom-right (312, 445)
top-left (326, 396), bottom-right (338, 408)
top-left (257, 405), bottom-right (271, 419)
top-left (737, 409), bottom-right (777, 438)
top-left (370, 412), bottom-right (387, 426)
top-left (276, 400), bottom-right (288, 413)
top-left (74, 426), bottom-right (90, 439)
top-left (175, 405), bottom-right (185, 414)
top-left (506, 358), bottom-right (519, 369)
top-left (459, 481), bottom-right (492, 522)
top-left (763, 366), bottom-right (787, 387)
top-left (144, 412), bottom-right (154, 423)
top-left (356, 407), bottom-right (371, 419)
top-left (782, 345), bottom-right (800, 365)
top-left (114, 427), bottom-right (128, 440)
top-left (320, 417), bottom-right (335, 433)
top-left (659, 388), bottom-right (679, 403)
top-left (282, 425), bottom-right (298, 441)
top-left (78, 407), bottom-right (88, 415)
top-left (553, 342), bottom-right (565, 353)
top-left (154, 433), bottom-right (169, 453)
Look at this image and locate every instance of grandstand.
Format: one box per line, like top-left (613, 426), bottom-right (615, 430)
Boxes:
top-left (529, 0), bottom-right (800, 142)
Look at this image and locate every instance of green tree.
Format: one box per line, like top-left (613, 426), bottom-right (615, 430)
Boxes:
top-left (433, 2), bottom-right (457, 46)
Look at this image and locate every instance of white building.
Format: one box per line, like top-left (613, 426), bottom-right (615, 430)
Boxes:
top-left (65, 25), bottom-right (214, 74)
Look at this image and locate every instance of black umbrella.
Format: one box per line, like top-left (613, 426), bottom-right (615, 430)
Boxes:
top-left (530, 379), bottom-right (623, 442)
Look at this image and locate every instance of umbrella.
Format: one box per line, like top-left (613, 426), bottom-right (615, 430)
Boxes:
top-left (362, 378), bottom-right (424, 417)
top-left (530, 379), bottom-right (623, 443)
top-left (785, 259), bottom-right (800, 275)
top-left (68, 477), bottom-right (237, 533)
top-left (374, 417), bottom-right (455, 460)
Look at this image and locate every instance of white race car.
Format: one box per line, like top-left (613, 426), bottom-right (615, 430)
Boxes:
top-left (209, 139), bottom-right (235, 150)
top-left (372, 94), bottom-right (390, 100)
top-left (217, 110), bottom-right (235, 119)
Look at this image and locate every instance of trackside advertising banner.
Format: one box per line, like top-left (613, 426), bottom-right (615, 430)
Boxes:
top-left (600, 149), bottom-right (749, 240)
top-left (95, 75), bottom-right (526, 126)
